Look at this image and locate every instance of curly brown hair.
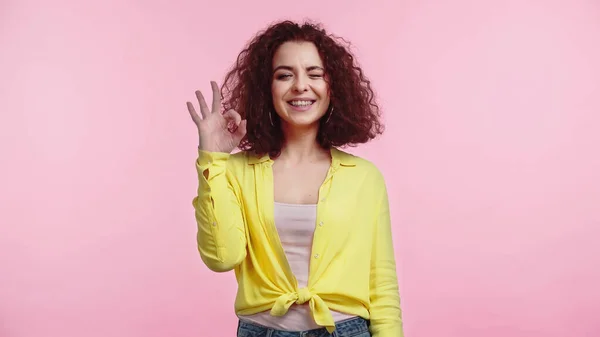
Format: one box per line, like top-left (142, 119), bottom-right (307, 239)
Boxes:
top-left (220, 20), bottom-right (384, 157)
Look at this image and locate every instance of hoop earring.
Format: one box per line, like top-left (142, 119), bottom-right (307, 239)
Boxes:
top-left (325, 106), bottom-right (334, 124)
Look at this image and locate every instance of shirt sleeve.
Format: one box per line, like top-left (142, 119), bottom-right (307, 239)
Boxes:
top-left (369, 176), bottom-right (404, 337)
top-left (192, 149), bottom-right (247, 272)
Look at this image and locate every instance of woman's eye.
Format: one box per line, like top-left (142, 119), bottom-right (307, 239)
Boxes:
top-left (309, 74), bottom-right (323, 78)
top-left (277, 74), bottom-right (292, 80)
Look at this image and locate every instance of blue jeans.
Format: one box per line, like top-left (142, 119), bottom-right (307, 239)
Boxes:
top-left (236, 317), bottom-right (371, 337)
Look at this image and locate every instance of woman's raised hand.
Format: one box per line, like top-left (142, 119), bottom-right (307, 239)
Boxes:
top-left (187, 81), bottom-right (247, 153)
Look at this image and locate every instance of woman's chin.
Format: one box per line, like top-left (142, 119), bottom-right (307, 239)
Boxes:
top-left (277, 109), bottom-right (326, 129)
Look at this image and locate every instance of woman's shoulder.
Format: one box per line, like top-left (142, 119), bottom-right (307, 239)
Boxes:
top-left (229, 148), bottom-right (385, 177)
top-left (332, 148), bottom-right (386, 182)
top-left (226, 150), bottom-right (270, 170)
top-left (332, 147), bottom-right (379, 168)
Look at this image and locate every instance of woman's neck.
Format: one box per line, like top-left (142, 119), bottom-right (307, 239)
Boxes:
top-left (278, 124), bottom-right (329, 165)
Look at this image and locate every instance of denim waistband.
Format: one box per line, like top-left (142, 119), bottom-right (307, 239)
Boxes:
top-left (237, 316), bottom-right (370, 337)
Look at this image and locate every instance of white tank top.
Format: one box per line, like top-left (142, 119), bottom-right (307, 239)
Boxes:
top-left (238, 202), bottom-right (356, 330)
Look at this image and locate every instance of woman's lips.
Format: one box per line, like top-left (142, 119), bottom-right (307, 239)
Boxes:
top-left (287, 100), bottom-right (315, 112)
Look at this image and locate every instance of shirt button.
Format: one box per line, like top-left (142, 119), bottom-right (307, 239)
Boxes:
top-left (212, 222), bottom-right (217, 226)
top-left (318, 221), bottom-right (323, 227)
top-left (320, 198), bottom-right (326, 202)
top-left (314, 254), bottom-right (320, 259)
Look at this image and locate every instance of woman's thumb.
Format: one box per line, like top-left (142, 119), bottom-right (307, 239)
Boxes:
top-left (235, 120), bottom-right (247, 137)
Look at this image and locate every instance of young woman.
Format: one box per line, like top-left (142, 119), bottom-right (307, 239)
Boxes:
top-left (187, 20), bottom-right (404, 337)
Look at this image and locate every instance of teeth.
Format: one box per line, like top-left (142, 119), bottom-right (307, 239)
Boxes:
top-left (290, 100), bottom-right (313, 106)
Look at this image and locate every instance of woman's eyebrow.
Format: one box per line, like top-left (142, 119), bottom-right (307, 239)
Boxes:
top-left (273, 65), bottom-right (324, 72)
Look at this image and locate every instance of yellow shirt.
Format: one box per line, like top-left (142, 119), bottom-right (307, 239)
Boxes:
top-left (192, 148), bottom-right (404, 337)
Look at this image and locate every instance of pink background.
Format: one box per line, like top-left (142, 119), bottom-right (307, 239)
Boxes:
top-left (1, 0), bottom-right (599, 336)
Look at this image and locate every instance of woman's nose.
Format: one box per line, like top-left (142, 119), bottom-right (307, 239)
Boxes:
top-left (293, 76), bottom-right (309, 92)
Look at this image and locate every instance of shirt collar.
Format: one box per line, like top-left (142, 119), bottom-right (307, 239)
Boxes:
top-left (247, 147), bottom-right (357, 167)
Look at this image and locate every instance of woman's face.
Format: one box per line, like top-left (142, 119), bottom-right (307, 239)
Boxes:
top-left (271, 41), bottom-right (331, 130)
